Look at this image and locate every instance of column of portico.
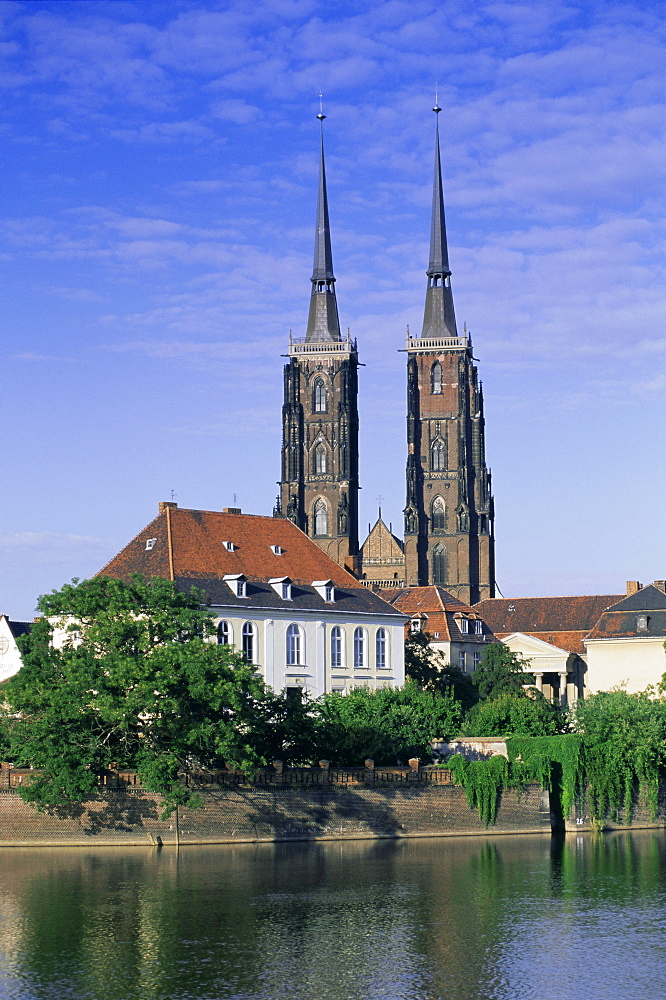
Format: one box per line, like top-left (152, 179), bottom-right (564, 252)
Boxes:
top-left (559, 672), bottom-right (568, 708)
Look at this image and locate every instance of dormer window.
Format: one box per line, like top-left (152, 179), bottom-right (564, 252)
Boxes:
top-left (145, 538), bottom-right (157, 551)
top-left (637, 614), bottom-right (649, 632)
top-left (457, 616), bottom-right (469, 634)
top-left (269, 577), bottom-right (292, 601)
top-left (410, 618), bottom-right (421, 633)
top-left (312, 580), bottom-right (335, 602)
top-left (223, 541), bottom-right (236, 552)
top-left (474, 618), bottom-right (483, 635)
top-left (224, 574), bottom-right (247, 598)
top-left (271, 545), bottom-right (284, 555)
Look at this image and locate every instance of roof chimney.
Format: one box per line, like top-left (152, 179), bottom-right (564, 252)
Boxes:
top-left (626, 581), bottom-right (642, 596)
top-left (653, 580), bottom-right (666, 593)
top-left (159, 501), bottom-right (178, 514)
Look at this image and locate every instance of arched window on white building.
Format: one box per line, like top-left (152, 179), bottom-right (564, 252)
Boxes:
top-left (354, 627), bottom-right (367, 668)
top-left (286, 623), bottom-right (303, 666)
top-left (375, 628), bottom-right (387, 669)
top-left (242, 622), bottom-right (256, 663)
top-left (331, 625), bottom-right (343, 668)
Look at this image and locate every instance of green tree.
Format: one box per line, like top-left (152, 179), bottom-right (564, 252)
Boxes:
top-left (473, 642), bottom-right (534, 700)
top-left (461, 690), bottom-right (561, 737)
top-left (405, 631), bottom-right (478, 712)
top-left (7, 575), bottom-right (277, 813)
top-left (312, 680), bottom-right (462, 766)
top-left (573, 688), bottom-right (666, 817)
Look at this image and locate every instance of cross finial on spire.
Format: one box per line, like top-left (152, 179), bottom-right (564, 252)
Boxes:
top-left (433, 83), bottom-right (441, 115)
top-left (317, 92), bottom-right (326, 121)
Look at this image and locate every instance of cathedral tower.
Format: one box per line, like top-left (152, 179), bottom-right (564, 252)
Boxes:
top-left (278, 113), bottom-right (359, 572)
top-left (403, 106), bottom-right (495, 603)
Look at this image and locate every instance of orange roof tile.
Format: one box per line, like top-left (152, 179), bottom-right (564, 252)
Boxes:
top-left (99, 506), bottom-right (364, 589)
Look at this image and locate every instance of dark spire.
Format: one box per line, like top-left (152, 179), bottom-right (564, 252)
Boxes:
top-left (306, 108), bottom-right (341, 342)
top-left (421, 103), bottom-right (458, 339)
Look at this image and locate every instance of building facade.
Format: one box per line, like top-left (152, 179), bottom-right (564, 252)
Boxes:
top-left (277, 117), bottom-right (360, 575)
top-left (98, 503), bottom-right (405, 699)
top-left (379, 585), bottom-right (495, 674)
top-left (584, 582), bottom-right (666, 694)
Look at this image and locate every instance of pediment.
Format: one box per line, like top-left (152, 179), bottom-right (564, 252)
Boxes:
top-left (502, 631), bottom-right (570, 657)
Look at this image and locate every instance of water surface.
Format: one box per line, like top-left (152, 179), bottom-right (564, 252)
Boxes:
top-left (0, 832), bottom-right (664, 1000)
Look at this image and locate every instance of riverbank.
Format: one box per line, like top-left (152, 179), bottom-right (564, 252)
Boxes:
top-left (0, 781), bottom-right (552, 846)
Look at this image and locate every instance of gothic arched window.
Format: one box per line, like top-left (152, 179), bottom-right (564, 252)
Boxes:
top-left (313, 377), bottom-right (327, 413)
top-left (431, 440), bottom-right (446, 471)
top-left (242, 622), bottom-right (256, 663)
top-left (314, 498), bottom-right (328, 536)
top-left (286, 623), bottom-right (303, 665)
top-left (431, 361), bottom-right (442, 394)
top-left (432, 496), bottom-right (446, 531)
top-left (432, 544), bottom-right (446, 584)
top-left (313, 442), bottom-right (327, 474)
top-left (331, 625), bottom-right (343, 668)
top-left (217, 621), bottom-right (230, 645)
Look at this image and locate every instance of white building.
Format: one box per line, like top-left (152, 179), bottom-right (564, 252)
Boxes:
top-left (584, 582), bottom-right (666, 694)
top-left (99, 503), bottom-right (406, 698)
top-left (0, 615), bottom-right (31, 683)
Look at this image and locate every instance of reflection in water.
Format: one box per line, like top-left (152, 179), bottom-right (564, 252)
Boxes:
top-left (0, 832), bottom-right (664, 999)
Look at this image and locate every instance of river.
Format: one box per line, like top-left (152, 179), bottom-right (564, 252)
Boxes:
top-left (0, 831), bottom-right (664, 999)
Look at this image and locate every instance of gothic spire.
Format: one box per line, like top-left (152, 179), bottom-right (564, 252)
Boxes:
top-left (421, 104), bottom-right (458, 339)
top-left (306, 109), bottom-right (341, 342)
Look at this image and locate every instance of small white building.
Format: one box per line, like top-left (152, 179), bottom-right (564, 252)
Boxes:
top-left (584, 583), bottom-right (666, 694)
top-left (99, 503), bottom-right (406, 698)
top-left (0, 615), bottom-right (31, 683)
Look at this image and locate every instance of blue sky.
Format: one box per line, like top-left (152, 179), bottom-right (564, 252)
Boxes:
top-left (3, 0), bottom-right (666, 619)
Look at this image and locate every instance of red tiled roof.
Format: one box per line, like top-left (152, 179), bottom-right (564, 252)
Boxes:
top-left (474, 595), bottom-right (623, 634)
top-left (495, 629), bottom-right (593, 655)
top-left (379, 586), bottom-right (490, 643)
top-left (99, 506), bottom-right (364, 589)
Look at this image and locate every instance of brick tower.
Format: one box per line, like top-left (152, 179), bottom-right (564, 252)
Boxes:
top-left (277, 113), bottom-right (360, 573)
top-left (403, 105), bottom-right (495, 603)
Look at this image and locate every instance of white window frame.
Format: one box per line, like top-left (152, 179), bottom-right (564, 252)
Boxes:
top-left (376, 628), bottom-right (388, 669)
top-left (217, 620), bottom-right (231, 645)
top-left (242, 621), bottom-right (256, 663)
top-left (286, 623), bottom-right (303, 666)
top-left (330, 625), bottom-right (344, 668)
top-left (354, 627), bottom-right (367, 669)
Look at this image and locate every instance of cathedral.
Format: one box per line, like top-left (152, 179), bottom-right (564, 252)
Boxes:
top-left (276, 106), bottom-right (495, 606)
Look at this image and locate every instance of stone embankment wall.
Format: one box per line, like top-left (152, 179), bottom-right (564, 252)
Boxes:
top-left (566, 783), bottom-right (666, 833)
top-left (0, 764), bottom-right (552, 847)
